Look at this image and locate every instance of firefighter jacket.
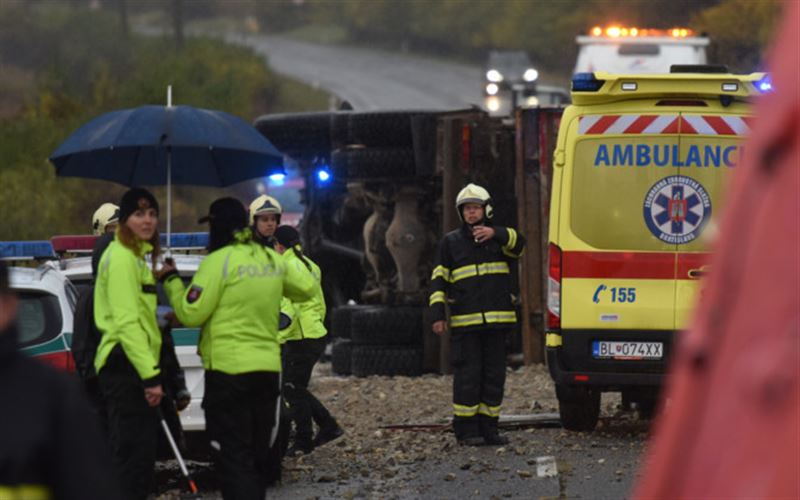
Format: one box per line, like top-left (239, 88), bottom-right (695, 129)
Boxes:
top-left (164, 234), bottom-right (316, 374)
top-left (94, 238), bottom-right (162, 385)
top-left (429, 223), bottom-right (525, 331)
top-left (278, 246), bottom-right (327, 344)
top-left (0, 327), bottom-right (119, 499)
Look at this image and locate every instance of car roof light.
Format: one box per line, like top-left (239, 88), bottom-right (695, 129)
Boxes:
top-left (572, 72), bottom-right (606, 92)
top-left (0, 241), bottom-right (56, 260)
top-left (51, 235), bottom-right (98, 254)
top-left (161, 233), bottom-right (209, 249)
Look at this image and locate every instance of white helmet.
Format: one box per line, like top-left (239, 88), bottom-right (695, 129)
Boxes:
top-left (249, 195), bottom-right (283, 224)
top-left (92, 203), bottom-right (120, 235)
top-left (456, 183), bottom-right (493, 220)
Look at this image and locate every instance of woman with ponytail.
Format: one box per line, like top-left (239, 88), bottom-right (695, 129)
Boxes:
top-left (274, 225), bottom-right (343, 456)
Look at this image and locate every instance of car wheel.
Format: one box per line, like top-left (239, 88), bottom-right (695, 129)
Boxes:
top-left (556, 384), bottom-right (601, 432)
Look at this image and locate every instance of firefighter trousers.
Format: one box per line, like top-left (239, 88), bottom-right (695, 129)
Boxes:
top-left (203, 370), bottom-right (281, 500)
top-left (99, 346), bottom-right (159, 500)
top-left (450, 329), bottom-right (508, 440)
top-left (282, 337), bottom-right (337, 447)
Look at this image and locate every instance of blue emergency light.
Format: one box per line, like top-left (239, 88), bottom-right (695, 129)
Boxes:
top-left (572, 73), bottom-right (606, 92)
top-left (0, 241), bottom-right (56, 260)
top-left (755, 75), bottom-right (773, 93)
top-left (161, 233), bottom-right (208, 249)
top-left (316, 167), bottom-right (332, 184)
top-left (268, 173), bottom-right (286, 185)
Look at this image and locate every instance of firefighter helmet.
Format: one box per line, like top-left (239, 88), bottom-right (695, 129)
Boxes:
top-left (455, 183), bottom-right (493, 220)
top-left (92, 203), bottom-right (120, 235)
top-left (249, 195), bottom-right (283, 224)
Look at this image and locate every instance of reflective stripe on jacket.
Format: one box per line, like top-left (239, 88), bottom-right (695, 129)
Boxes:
top-left (165, 239), bottom-right (315, 374)
top-left (93, 238), bottom-right (161, 382)
top-left (278, 247), bottom-right (327, 343)
top-left (428, 224), bottom-right (525, 331)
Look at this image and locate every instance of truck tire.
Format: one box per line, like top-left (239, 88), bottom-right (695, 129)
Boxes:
top-left (331, 339), bottom-right (353, 376)
top-left (350, 306), bottom-right (422, 345)
top-left (331, 148), bottom-right (416, 179)
top-left (351, 345), bottom-right (423, 377)
top-left (331, 305), bottom-right (376, 339)
top-left (348, 111), bottom-right (434, 148)
top-left (254, 112), bottom-right (332, 158)
top-left (556, 384), bottom-right (601, 432)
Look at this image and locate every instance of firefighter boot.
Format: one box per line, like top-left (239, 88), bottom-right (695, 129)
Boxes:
top-left (479, 414), bottom-right (509, 446)
top-left (454, 416), bottom-right (483, 446)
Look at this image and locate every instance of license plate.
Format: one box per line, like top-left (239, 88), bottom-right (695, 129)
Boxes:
top-left (592, 341), bottom-right (663, 360)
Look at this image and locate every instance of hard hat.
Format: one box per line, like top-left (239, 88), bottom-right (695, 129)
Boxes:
top-left (456, 183), bottom-right (493, 220)
top-left (249, 195), bottom-right (283, 224)
top-left (92, 203), bottom-right (120, 235)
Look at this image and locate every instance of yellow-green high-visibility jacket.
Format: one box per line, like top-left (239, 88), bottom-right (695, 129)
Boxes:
top-left (278, 297), bottom-right (299, 344)
top-left (278, 247), bottom-right (327, 343)
top-left (165, 238), bottom-right (316, 374)
top-left (94, 238), bottom-right (162, 383)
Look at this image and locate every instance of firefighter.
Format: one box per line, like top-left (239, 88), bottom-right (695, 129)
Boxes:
top-left (160, 198), bottom-right (316, 499)
top-left (92, 202), bottom-right (120, 276)
top-left (249, 194), bottom-right (282, 247)
top-left (274, 225), bottom-right (343, 456)
top-left (93, 188), bottom-right (165, 499)
top-left (429, 183), bottom-right (526, 446)
top-left (0, 261), bottom-right (120, 499)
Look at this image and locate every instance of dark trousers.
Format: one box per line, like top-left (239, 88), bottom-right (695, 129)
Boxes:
top-left (203, 370), bottom-right (280, 500)
top-left (450, 329), bottom-right (508, 440)
top-left (282, 337), bottom-right (336, 446)
top-left (99, 348), bottom-right (159, 500)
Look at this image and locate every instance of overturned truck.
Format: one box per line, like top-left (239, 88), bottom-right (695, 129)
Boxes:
top-left (254, 108), bottom-right (562, 377)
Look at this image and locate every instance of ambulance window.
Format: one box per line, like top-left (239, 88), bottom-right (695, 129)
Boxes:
top-left (618, 44), bottom-right (660, 56)
top-left (569, 138), bottom-right (677, 251)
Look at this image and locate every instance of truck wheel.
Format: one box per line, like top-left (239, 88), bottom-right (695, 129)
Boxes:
top-left (350, 306), bottom-right (422, 345)
top-left (348, 111), bottom-right (435, 148)
top-left (331, 305), bottom-right (374, 339)
top-left (556, 384), bottom-right (601, 432)
top-left (253, 112), bottom-right (332, 158)
top-left (331, 148), bottom-right (416, 179)
top-left (331, 339), bottom-right (353, 376)
top-left (351, 345), bottom-right (423, 377)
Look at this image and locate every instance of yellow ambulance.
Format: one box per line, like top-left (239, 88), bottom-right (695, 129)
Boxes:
top-left (546, 68), bottom-right (770, 431)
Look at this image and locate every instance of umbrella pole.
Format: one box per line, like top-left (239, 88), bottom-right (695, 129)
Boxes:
top-left (166, 149), bottom-right (172, 258)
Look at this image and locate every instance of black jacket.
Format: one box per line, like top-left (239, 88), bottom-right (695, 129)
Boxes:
top-left (429, 223), bottom-right (526, 332)
top-left (0, 328), bottom-right (119, 499)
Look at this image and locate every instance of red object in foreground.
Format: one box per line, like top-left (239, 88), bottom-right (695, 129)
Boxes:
top-left (634, 5), bottom-right (799, 499)
top-left (50, 235), bottom-right (98, 253)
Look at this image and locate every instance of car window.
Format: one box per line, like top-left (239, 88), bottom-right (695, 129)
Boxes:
top-left (15, 291), bottom-right (63, 348)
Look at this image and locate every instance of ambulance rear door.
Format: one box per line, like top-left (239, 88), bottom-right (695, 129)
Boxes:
top-left (674, 112), bottom-right (751, 328)
top-left (564, 112), bottom-right (682, 334)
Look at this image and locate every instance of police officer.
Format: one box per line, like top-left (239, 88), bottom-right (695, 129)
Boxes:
top-left (93, 188), bottom-right (165, 499)
top-left (161, 198), bottom-right (315, 499)
top-left (0, 261), bottom-right (119, 499)
top-left (249, 194), bottom-right (282, 247)
top-left (274, 225), bottom-right (343, 456)
top-left (429, 184), bottom-right (526, 446)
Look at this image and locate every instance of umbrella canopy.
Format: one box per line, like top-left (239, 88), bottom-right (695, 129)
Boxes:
top-left (49, 105), bottom-right (284, 186)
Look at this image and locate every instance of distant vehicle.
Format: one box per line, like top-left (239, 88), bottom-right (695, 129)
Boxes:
top-left (484, 50), bottom-right (569, 114)
top-left (574, 26), bottom-right (709, 74)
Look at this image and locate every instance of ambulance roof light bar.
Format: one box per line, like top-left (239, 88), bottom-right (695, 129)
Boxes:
top-left (590, 26), bottom-right (695, 38)
top-left (51, 235), bottom-right (98, 254)
top-left (161, 232), bottom-right (208, 250)
top-left (0, 241), bottom-right (57, 261)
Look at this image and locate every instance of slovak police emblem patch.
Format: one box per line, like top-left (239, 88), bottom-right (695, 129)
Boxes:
top-left (643, 176), bottom-right (712, 245)
top-left (187, 285), bottom-right (203, 304)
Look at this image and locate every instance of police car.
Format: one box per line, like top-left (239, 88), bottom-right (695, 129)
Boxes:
top-left (1, 241), bottom-right (77, 372)
top-left (51, 233), bottom-right (209, 432)
top-left (546, 67), bottom-right (768, 431)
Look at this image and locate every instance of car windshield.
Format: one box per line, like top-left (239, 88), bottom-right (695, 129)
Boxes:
top-left (15, 291), bottom-right (63, 348)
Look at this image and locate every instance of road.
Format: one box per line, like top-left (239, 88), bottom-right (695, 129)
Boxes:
top-left (223, 33), bottom-right (485, 111)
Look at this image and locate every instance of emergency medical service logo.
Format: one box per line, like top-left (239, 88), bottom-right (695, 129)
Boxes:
top-left (643, 176), bottom-right (711, 245)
